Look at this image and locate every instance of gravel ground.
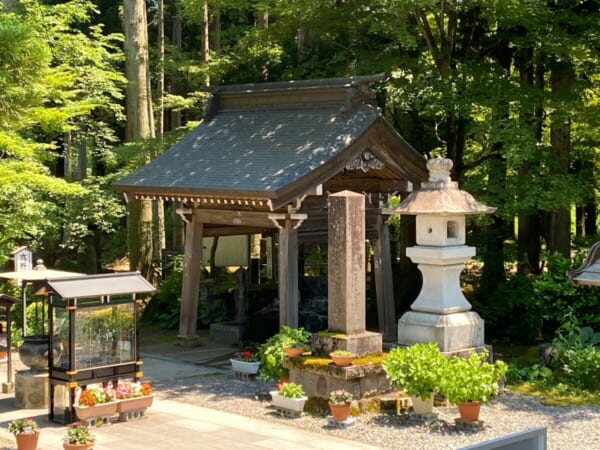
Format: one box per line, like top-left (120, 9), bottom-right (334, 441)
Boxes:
top-left (154, 374), bottom-right (600, 450)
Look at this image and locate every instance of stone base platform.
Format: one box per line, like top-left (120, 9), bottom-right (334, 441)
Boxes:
top-left (15, 370), bottom-right (48, 409)
top-left (285, 359), bottom-right (390, 400)
top-left (310, 331), bottom-right (382, 357)
top-left (210, 321), bottom-right (248, 345)
top-left (397, 311), bottom-right (484, 352)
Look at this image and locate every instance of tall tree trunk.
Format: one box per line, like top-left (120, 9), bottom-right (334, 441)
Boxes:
top-left (201, 0), bottom-right (210, 86)
top-left (548, 61), bottom-right (572, 258)
top-left (124, 0), bottom-right (155, 282)
top-left (481, 33), bottom-right (511, 295)
top-left (256, 8), bottom-right (269, 79)
top-left (516, 45), bottom-right (542, 274)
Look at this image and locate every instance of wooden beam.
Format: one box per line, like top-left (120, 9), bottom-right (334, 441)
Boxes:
top-left (324, 177), bottom-right (412, 194)
top-left (179, 215), bottom-right (203, 338)
top-left (194, 209), bottom-right (278, 228)
top-left (202, 226), bottom-right (272, 237)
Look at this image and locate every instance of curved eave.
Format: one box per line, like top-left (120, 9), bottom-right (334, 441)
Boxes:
top-left (388, 188), bottom-right (496, 215)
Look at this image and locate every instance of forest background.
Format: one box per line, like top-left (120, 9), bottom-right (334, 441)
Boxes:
top-left (1, 0), bottom-right (599, 346)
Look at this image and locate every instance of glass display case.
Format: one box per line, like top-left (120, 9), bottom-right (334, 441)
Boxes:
top-left (39, 272), bottom-right (154, 424)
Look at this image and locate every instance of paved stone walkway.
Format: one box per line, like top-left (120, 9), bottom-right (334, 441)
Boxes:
top-left (0, 336), bottom-right (381, 450)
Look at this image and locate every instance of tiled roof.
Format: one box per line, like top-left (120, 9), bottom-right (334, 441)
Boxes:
top-left (114, 104), bottom-right (379, 196)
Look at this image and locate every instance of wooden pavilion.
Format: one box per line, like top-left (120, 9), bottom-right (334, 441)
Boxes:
top-left (113, 74), bottom-right (428, 342)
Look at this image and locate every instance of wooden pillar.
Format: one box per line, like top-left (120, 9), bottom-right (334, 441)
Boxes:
top-left (278, 219), bottom-right (299, 328)
top-left (374, 214), bottom-right (396, 342)
top-left (179, 213), bottom-right (203, 338)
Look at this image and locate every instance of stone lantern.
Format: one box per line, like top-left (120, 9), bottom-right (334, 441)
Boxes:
top-left (388, 157), bottom-right (495, 353)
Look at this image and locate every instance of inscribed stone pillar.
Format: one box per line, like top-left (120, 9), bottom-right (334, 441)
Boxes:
top-left (179, 215), bottom-right (203, 338)
top-left (328, 191), bottom-right (365, 335)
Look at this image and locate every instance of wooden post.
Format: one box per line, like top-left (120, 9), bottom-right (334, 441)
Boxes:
top-left (374, 214), bottom-right (396, 341)
top-left (179, 214), bottom-right (203, 338)
top-left (278, 219), bottom-right (299, 328)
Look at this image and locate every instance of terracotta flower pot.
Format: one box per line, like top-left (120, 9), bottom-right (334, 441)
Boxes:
top-left (63, 440), bottom-right (94, 450)
top-left (16, 432), bottom-right (39, 450)
top-left (458, 400), bottom-right (481, 422)
top-left (329, 353), bottom-right (354, 367)
top-left (283, 347), bottom-right (305, 357)
top-left (329, 403), bottom-right (351, 422)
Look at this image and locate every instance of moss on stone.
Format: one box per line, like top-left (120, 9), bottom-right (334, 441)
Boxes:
top-left (352, 351), bottom-right (386, 366)
top-left (315, 330), bottom-right (348, 338)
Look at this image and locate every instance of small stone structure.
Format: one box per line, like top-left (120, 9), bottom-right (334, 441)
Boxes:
top-left (388, 157), bottom-right (495, 353)
top-left (287, 191), bottom-right (388, 400)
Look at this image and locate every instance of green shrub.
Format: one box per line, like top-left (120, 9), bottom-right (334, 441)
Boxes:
top-left (382, 342), bottom-right (446, 399)
top-left (441, 350), bottom-right (507, 404)
top-left (257, 326), bottom-right (311, 381)
top-left (562, 346), bottom-right (600, 391)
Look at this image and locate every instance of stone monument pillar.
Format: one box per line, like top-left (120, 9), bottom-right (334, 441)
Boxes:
top-left (312, 190), bottom-right (381, 356)
top-left (388, 158), bottom-right (495, 353)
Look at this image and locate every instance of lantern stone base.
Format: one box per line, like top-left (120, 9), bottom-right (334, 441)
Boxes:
top-left (210, 320), bottom-right (248, 345)
top-left (15, 370), bottom-right (48, 409)
top-left (397, 311), bottom-right (484, 353)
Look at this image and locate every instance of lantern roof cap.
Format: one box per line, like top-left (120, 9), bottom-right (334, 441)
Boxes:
top-left (387, 157), bottom-right (496, 215)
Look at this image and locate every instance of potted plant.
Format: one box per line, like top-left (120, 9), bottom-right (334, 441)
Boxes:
top-left (382, 342), bottom-right (447, 415)
top-left (269, 381), bottom-right (308, 414)
top-left (328, 389), bottom-right (354, 422)
top-left (441, 350), bottom-right (507, 422)
top-left (230, 349), bottom-right (261, 374)
top-left (280, 326), bottom-right (311, 356)
top-left (257, 327), bottom-right (311, 382)
top-left (63, 422), bottom-right (95, 450)
top-left (329, 349), bottom-right (356, 367)
top-left (116, 381), bottom-right (154, 421)
top-left (8, 417), bottom-right (39, 450)
top-left (74, 382), bottom-right (118, 421)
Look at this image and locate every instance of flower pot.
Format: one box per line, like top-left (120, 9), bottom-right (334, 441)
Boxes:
top-left (283, 347), bottom-right (305, 357)
top-left (16, 432), bottom-right (39, 450)
top-left (410, 395), bottom-right (434, 415)
top-left (74, 401), bottom-right (119, 420)
top-left (63, 440), bottom-right (95, 450)
top-left (117, 395), bottom-right (154, 413)
top-left (329, 403), bottom-right (351, 422)
top-left (458, 400), bottom-right (481, 422)
top-left (269, 391), bottom-right (307, 413)
top-left (329, 353), bottom-right (354, 367)
top-left (230, 359), bottom-right (260, 374)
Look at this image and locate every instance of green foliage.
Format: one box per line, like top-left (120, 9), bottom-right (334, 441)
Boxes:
top-left (506, 362), bottom-right (553, 384)
top-left (473, 273), bottom-right (541, 344)
top-left (277, 382), bottom-right (305, 399)
top-left (552, 319), bottom-right (600, 391)
top-left (441, 351), bottom-right (507, 404)
top-left (257, 327), bottom-right (311, 382)
top-left (279, 326), bottom-right (311, 349)
top-left (382, 342), bottom-right (446, 399)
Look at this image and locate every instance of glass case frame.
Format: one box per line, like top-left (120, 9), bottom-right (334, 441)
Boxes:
top-left (41, 272), bottom-right (154, 424)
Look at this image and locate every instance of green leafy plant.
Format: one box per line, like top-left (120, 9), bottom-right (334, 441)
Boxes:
top-left (257, 327), bottom-right (311, 381)
top-left (280, 326), bottom-right (311, 349)
top-left (329, 389), bottom-right (353, 406)
top-left (382, 342), bottom-right (447, 399)
top-left (64, 422), bottom-right (94, 444)
top-left (441, 350), bottom-right (507, 404)
top-left (277, 382), bottom-right (305, 399)
top-left (8, 417), bottom-right (38, 436)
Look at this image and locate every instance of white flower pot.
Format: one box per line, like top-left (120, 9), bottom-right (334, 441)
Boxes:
top-left (410, 395), bottom-right (434, 415)
top-left (230, 359), bottom-right (260, 374)
top-left (269, 391), bottom-right (307, 413)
